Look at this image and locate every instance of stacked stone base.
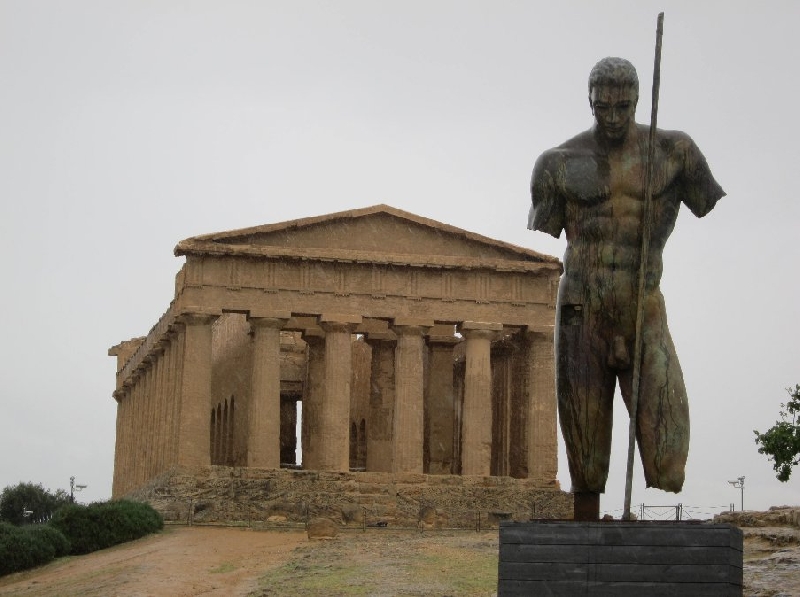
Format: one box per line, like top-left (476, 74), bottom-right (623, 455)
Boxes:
top-left (126, 466), bottom-right (571, 529)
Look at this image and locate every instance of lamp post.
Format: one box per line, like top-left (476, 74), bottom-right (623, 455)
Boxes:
top-left (728, 476), bottom-right (745, 511)
top-left (70, 476), bottom-right (87, 503)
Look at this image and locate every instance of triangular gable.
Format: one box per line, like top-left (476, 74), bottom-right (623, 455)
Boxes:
top-left (176, 205), bottom-right (559, 269)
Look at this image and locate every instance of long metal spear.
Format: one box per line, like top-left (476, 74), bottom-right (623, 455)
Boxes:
top-left (623, 12), bottom-right (664, 521)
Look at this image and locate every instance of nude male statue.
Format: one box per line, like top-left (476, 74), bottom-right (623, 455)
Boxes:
top-left (529, 57), bottom-right (725, 518)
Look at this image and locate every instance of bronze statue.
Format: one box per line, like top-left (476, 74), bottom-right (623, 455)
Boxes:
top-left (529, 57), bottom-right (725, 519)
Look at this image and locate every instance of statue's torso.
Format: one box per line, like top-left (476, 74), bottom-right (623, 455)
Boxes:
top-left (554, 128), bottom-right (688, 313)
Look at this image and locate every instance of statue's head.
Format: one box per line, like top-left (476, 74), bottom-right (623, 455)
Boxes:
top-left (588, 57), bottom-right (639, 98)
top-left (588, 57), bottom-right (639, 143)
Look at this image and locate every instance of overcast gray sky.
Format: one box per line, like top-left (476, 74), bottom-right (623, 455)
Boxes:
top-left (1, 1), bottom-right (797, 516)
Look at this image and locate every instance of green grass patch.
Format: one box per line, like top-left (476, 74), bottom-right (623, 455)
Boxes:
top-left (210, 562), bottom-right (236, 574)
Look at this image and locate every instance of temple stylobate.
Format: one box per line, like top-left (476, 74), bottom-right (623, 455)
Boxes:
top-left (109, 205), bottom-right (562, 499)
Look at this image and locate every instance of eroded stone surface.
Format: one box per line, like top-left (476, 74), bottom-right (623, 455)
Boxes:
top-left (110, 205), bottom-right (567, 518)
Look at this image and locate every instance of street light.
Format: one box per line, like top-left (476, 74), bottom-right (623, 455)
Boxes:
top-left (728, 476), bottom-right (745, 511)
top-left (70, 476), bottom-right (87, 503)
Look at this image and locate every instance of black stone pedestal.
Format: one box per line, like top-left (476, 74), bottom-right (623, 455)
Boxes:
top-left (498, 520), bottom-right (743, 596)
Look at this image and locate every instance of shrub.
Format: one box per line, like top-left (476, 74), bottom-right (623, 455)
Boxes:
top-left (29, 525), bottom-right (71, 558)
top-left (51, 500), bottom-right (163, 555)
top-left (0, 523), bottom-right (70, 576)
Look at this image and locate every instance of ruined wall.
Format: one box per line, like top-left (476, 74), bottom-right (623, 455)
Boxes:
top-left (128, 466), bottom-right (571, 529)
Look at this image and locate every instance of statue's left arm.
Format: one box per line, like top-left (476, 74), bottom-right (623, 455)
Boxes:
top-left (529, 150), bottom-right (565, 237)
top-left (680, 136), bottom-right (726, 217)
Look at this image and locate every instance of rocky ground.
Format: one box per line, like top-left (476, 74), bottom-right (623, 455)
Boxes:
top-left (0, 508), bottom-right (797, 596)
top-left (716, 507), bottom-right (800, 597)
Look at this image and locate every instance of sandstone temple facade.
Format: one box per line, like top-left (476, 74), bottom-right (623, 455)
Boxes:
top-left (109, 205), bottom-right (570, 524)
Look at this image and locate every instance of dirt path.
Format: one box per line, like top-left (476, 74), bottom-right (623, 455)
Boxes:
top-left (0, 526), bottom-right (307, 597)
top-left (0, 523), bottom-right (797, 596)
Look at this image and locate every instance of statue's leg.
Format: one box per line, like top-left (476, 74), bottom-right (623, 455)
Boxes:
top-left (557, 305), bottom-right (616, 495)
top-left (619, 292), bottom-right (689, 493)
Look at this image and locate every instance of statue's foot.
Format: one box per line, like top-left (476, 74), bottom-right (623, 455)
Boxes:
top-left (573, 492), bottom-right (600, 521)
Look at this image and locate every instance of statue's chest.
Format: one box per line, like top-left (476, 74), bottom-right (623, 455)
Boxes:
top-left (561, 154), bottom-right (646, 204)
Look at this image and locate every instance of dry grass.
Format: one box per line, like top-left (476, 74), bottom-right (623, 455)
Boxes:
top-left (251, 529), bottom-right (499, 597)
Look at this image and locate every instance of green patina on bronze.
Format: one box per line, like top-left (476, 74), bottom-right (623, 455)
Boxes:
top-left (528, 57), bottom-right (725, 503)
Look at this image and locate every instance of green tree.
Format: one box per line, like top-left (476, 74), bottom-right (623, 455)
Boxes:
top-left (0, 483), bottom-right (70, 525)
top-left (754, 384), bottom-right (800, 482)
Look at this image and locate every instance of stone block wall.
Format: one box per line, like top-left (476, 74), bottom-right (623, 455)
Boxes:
top-left (128, 466), bottom-right (572, 529)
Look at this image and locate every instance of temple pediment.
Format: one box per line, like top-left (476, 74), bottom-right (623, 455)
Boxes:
top-left (175, 204), bottom-right (558, 269)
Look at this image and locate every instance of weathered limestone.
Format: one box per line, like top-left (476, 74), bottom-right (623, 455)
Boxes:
top-left (110, 205), bottom-right (564, 503)
top-left (128, 467), bottom-right (573, 528)
top-left (175, 314), bottom-right (215, 468)
top-left (459, 321), bottom-right (503, 476)
top-left (391, 319), bottom-right (432, 473)
top-left (526, 329), bottom-right (558, 483)
top-left (318, 315), bottom-right (361, 472)
top-left (247, 316), bottom-right (289, 468)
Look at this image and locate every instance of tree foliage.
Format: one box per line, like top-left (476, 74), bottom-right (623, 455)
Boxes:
top-left (0, 482), bottom-right (70, 525)
top-left (754, 384), bottom-right (800, 482)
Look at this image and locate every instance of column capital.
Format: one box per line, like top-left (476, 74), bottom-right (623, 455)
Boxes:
top-left (391, 324), bottom-right (431, 337)
top-left (427, 334), bottom-right (461, 346)
top-left (248, 316), bottom-right (289, 331)
top-left (176, 312), bottom-right (217, 326)
top-left (301, 326), bottom-right (326, 342)
top-left (319, 316), bottom-right (360, 335)
top-left (364, 330), bottom-right (397, 344)
top-left (459, 321), bottom-right (503, 333)
top-left (319, 313), bottom-right (362, 326)
top-left (392, 316), bottom-right (435, 328)
top-left (459, 321), bottom-right (503, 341)
top-left (427, 324), bottom-right (460, 346)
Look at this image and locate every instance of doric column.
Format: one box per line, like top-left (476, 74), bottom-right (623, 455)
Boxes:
top-left (247, 316), bottom-right (289, 468)
top-left (111, 391), bottom-right (126, 498)
top-left (526, 328), bottom-right (558, 483)
top-left (152, 342), bottom-right (167, 477)
top-left (159, 335), bottom-right (174, 473)
top-left (458, 321), bottom-right (502, 476)
top-left (175, 313), bottom-right (216, 467)
top-left (318, 314), bottom-right (361, 471)
top-left (364, 332), bottom-right (396, 472)
top-left (139, 362), bottom-right (152, 484)
top-left (301, 329), bottom-right (325, 470)
top-left (124, 380), bottom-right (137, 493)
top-left (391, 318), bottom-right (432, 473)
top-left (169, 322), bottom-right (184, 467)
top-left (134, 366), bottom-right (148, 486)
top-left (426, 326), bottom-right (460, 475)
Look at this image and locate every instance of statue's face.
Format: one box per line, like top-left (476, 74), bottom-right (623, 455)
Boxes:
top-left (590, 85), bottom-right (637, 142)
